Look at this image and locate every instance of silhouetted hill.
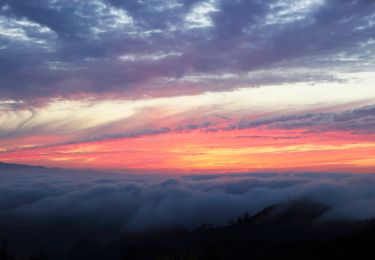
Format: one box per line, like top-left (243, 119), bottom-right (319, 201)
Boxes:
top-left (250, 198), bottom-right (330, 225)
top-left (62, 199), bottom-right (375, 260)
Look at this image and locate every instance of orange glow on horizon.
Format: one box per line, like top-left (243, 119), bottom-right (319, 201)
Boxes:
top-left (1, 127), bottom-right (375, 174)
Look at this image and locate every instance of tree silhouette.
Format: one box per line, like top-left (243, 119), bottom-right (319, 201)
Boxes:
top-left (29, 247), bottom-right (48, 260)
top-left (0, 240), bottom-right (16, 260)
top-left (0, 240), bottom-right (9, 260)
top-left (236, 212), bottom-right (251, 224)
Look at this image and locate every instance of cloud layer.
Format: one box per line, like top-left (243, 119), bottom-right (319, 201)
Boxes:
top-left (0, 0), bottom-right (374, 101)
top-left (2, 170), bottom-right (375, 236)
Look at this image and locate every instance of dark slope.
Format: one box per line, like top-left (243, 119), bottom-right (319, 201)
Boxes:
top-left (63, 199), bottom-right (375, 260)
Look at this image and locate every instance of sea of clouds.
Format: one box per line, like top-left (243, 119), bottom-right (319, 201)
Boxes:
top-left (1, 170), bottom-right (375, 233)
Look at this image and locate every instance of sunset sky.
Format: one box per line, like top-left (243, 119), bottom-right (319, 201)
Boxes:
top-left (0, 0), bottom-right (375, 173)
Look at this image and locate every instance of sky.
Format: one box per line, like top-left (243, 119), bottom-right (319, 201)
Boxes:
top-left (0, 0), bottom-right (375, 173)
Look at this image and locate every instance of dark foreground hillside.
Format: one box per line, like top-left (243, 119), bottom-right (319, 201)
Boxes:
top-left (1, 199), bottom-right (375, 260)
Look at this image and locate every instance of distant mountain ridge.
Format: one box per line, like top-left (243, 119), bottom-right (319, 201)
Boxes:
top-left (0, 161), bottom-right (95, 174)
top-left (0, 161), bottom-right (48, 169)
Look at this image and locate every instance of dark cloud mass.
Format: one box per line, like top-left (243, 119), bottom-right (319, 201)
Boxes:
top-left (1, 169), bottom-right (375, 235)
top-left (0, 0), bottom-right (374, 101)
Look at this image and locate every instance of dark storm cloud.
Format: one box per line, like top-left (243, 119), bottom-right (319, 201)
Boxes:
top-left (0, 0), bottom-right (374, 102)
